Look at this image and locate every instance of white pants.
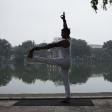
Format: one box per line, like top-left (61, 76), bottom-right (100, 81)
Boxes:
top-left (28, 56), bottom-right (71, 98)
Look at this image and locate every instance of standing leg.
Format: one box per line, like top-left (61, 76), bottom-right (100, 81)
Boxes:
top-left (28, 56), bottom-right (71, 102)
top-left (61, 68), bottom-right (71, 98)
top-left (28, 57), bottom-right (71, 97)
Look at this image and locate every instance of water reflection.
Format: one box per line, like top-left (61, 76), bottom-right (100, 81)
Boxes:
top-left (0, 61), bottom-right (112, 87)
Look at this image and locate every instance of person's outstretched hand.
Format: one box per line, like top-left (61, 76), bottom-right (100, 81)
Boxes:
top-left (60, 12), bottom-right (65, 20)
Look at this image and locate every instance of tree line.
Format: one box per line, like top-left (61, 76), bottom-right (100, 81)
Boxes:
top-left (0, 38), bottom-right (112, 65)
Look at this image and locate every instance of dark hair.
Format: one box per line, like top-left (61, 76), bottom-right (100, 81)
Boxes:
top-left (61, 28), bottom-right (70, 39)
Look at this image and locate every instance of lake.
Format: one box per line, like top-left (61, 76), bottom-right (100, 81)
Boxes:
top-left (0, 62), bottom-right (112, 94)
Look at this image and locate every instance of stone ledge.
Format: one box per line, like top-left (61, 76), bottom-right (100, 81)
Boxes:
top-left (0, 92), bottom-right (112, 100)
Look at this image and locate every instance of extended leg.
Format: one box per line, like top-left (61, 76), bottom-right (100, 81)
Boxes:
top-left (27, 56), bottom-right (70, 67)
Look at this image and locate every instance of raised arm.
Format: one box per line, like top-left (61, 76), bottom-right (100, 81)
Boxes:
top-left (60, 12), bottom-right (68, 29)
top-left (27, 39), bottom-right (70, 59)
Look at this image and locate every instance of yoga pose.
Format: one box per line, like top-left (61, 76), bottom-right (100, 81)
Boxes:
top-left (27, 12), bottom-right (71, 103)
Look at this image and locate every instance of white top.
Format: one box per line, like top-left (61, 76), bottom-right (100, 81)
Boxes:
top-left (54, 37), bottom-right (71, 59)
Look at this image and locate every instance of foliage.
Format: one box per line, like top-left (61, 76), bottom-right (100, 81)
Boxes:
top-left (89, 40), bottom-right (112, 61)
top-left (71, 38), bottom-right (91, 58)
top-left (0, 38), bottom-right (112, 64)
top-left (103, 40), bottom-right (112, 49)
top-left (0, 39), bottom-right (11, 61)
top-left (91, 0), bottom-right (112, 12)
top-left (13, 40), bottom-right (35, 65)
top-left (102, 40), bottom-right (112, 60)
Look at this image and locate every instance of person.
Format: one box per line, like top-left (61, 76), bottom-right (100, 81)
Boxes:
top-left (27, 12), bottom-right (71, 103)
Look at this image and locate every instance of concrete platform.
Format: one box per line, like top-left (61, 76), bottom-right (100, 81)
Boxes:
top-left (0, 93), bottom-right (112, 112)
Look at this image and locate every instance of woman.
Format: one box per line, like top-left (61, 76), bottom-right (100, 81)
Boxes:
top-left (27, 12), bottom-right (71, 103)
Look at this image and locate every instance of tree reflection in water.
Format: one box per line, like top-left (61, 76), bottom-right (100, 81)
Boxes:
top-left (0, 65), bottom-right (12, 87)
top-left (0, 62), bottom-right (112, 87)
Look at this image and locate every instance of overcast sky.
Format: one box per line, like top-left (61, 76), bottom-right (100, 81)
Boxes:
top-left (0, 0), bottom-right (112, 46)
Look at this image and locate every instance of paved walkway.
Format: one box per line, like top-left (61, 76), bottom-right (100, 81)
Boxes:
top-left (0, 93), bottom-right (112, 112)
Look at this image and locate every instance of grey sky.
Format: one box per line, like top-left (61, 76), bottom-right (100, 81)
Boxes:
top-left (0, 0), bottom-right (112, 46)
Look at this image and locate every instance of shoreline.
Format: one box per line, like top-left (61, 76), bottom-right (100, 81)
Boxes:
top-left (0, 92), bottom-right (112, 100)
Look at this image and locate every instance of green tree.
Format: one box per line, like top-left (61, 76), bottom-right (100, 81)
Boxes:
top-left (0, 39), bottom-right (11, 61)
top-left (14, 40), bottom-right (35, 65)
top-left (90, 48), bottom-right (103, 61)
top-left (71, 38), bottom-right (91, 58)
top-left (102, 40), bottom-right (112, 61)
top-left (103, 40), bottom-right (112, 50)
top-left (91, 0), bottom-right (112, 12)
top-left (21, 40), bottom-right (35, 53)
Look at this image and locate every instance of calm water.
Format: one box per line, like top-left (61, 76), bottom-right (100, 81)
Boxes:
top-left (0, 62), bottom-right (112, 94)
